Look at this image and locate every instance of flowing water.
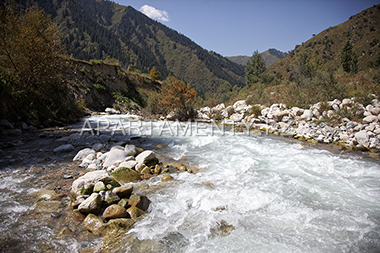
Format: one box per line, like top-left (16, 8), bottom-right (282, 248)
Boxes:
top-left (1, 115), bottom-right (380, 252)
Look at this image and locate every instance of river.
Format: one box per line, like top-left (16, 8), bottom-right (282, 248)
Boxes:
top-left (1, 115), bottom-right (380, 252)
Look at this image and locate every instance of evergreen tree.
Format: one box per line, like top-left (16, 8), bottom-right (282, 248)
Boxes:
top-left (341, 40), bottom-right (357, 73)
top-left (245, 50), bottom-right (266, 86)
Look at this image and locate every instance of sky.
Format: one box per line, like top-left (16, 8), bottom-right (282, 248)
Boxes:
top-left (114, 0), bottom-right (379, 57)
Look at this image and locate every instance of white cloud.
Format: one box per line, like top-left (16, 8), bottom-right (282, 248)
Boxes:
top-left (139, 5), bottom-right (169, 22)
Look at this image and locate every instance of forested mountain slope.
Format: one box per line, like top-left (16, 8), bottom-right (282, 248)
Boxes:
top-left (16, 0), bottom-right (245, 99)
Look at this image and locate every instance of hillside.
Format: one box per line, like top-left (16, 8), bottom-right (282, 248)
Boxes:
top-left (227, 49), bottom-right (286, 67)
top-left (15, 0), bottom-right (245, 100)
top-left (268, 4), bottom-right (380, 79)
top-left (240, 4), bottom-right (380, 108)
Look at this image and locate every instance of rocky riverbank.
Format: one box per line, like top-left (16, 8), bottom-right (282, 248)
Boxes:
top-left (197, 97), bottom-right (380, 152)
top-left (0, 121), bottom-right (196, 252)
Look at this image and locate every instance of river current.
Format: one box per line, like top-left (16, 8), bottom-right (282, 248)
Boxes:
top-left (1, 115), bottom-right (380, 252)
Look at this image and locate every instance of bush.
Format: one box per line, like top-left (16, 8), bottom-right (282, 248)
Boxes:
top-left (158, 76), bottom-right (198, 120)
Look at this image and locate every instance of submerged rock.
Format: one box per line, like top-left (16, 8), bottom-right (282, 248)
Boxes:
top-left (83, 213), bottom-right (107, 236)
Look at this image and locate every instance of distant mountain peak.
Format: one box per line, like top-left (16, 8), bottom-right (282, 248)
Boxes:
top-left (226, 49), bottom-right (286, 67)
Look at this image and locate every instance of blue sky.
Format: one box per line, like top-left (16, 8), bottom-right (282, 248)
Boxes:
top-left (114, 0), bottom-right (379, 57)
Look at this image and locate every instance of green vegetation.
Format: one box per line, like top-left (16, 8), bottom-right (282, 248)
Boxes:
top-left (341, 40), bottom-right (358, 73)
top-left (0, 4), bottom-right (83, 121)
top-left (242, 4), bottom-right (380, 108)
top-left (13, 0), bottom-right (245, 104)
top-left (149, 66), bottom-right (161, 81)
top-left (245, 50), bottom-right (267, 86)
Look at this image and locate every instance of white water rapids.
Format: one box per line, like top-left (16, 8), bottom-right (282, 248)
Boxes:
top-left (91, 115), bottom-right (380, 252)
top-left (1, 115), bottom-right (380, 252)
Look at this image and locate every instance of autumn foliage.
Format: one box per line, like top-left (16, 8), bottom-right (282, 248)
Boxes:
top-left (157, 76), bottom-right (198, 120)
top-left (0, 4), bottom-right (71, 121)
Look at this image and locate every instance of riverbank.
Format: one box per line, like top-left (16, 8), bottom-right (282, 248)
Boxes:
top-left (197, 97), bottom-right (380, 153)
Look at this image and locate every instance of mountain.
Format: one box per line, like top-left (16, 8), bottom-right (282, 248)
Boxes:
top-left (227, 49), bottom-right (286, 67)
top-left (15, 0), bottom-right (245, 99)
top-left (267, 4), bottom-right (380, 79)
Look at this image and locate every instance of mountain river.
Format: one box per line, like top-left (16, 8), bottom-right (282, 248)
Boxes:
top-left (1, 115), bottom-right (380, 252)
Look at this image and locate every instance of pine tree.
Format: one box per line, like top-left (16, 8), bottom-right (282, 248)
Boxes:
top-left (245, 50), bottom-right (266, 86)
top-left (341, 40), bottom-right (357, 73)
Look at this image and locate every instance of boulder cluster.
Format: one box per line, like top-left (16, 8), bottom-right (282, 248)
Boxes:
top-left (70, 143), bottom-right (188, 236)
top-left (197, 97), bottom-right (380, 151)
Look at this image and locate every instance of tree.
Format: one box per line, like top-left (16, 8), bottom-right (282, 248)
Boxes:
top-left (245, 50), bottom-right (266, 86)
top-left (341, 40), bottom-right (357, 73)
top-left (149, 66), bottom-right (161, 80)
top-left (158, 76), bottom-right (198, 120)
top-left (0, 4), bottom-right (66, 121)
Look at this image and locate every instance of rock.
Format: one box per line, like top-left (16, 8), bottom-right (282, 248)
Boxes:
top-left (34, 201), bottom-right (65, 213)
top-left (291, 107), bottom-right (304, 116)
top-left (99, 134), bottom-right (112, 142)
top-left (0, 119), bottom-right (14, 129)
top-left (92, 143), bottom-right (103, 152)
top-left (154, 165), bottom-right (161, 174)
top-left (233, 100), bottom-right (247, 112)
top-left (210, 220), bottom-right (235, 237)
top-left (69, 133), bottom-right (81, 141)
top-left (301, 110), bottom-right (313, 121)
top-left (341, 98), bottom-right (353, 107)
top-left (83, 213), bottom-right (108, 236)
top-left (229, 113), bottom-right (244, 122)
top-left (35, 189), bottom-right (64, 202)
top-left (78, 193), bottom-right (102, 214)
top-left (102, 148), bottom-right (129, 168)
top-left (161, 175), bottom-right (174, 182)
top-left (57, 227), bottom-right (72, 237)
top-left (73, 148), bottom-right (95, 161)
top-left (124, 145), bottom-right (137, 156)
top-left (371, 107), bottom-right (380, 116)
top-left (118, 160), bottom-right (137, 169)
top-left (112, 185), bottom-right (133, 198)
top-left (140, 166), bottom-right (151, 174)
top-left (106, 218), bottom-right (134, 231)
top-left (118, 198), bottom-right (129, 208)
top-left (105, 108), bottom-right (120, 114)
top-left (102, 204), bottom-right (129, 220)
top-left (110, 167), bottom-right (141, 184)
top-left (355, 131), bottom-right (369, 146)
top-left (54, 144), bottom-right (74, 153)
top-left (55, 136), bottom-right (70, 143)
top-left (160, 232), bottom-right (189, 250)
top-left (93, 182), bottom-right (106, 192)
top-left (126, 206), bottom-right (146, 221)
top-left (71, 170), bottom-right (110, 195)
top-left (168, 162), bottom-right (187, 172)
top-left (363, 115), bottom-right (378, 124)
top-left (128, 195), bottom-right (151, 211)
top-left (332, 104), bottom-right (340, 111)
top-left (87, 164), bottom-right (101, 170)
top-left (104, 191), bottom-right (121, 205)
top-left (212, 103), bottom-right (225, 112)
top-left (135, 151), bottom-right (158, 167)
